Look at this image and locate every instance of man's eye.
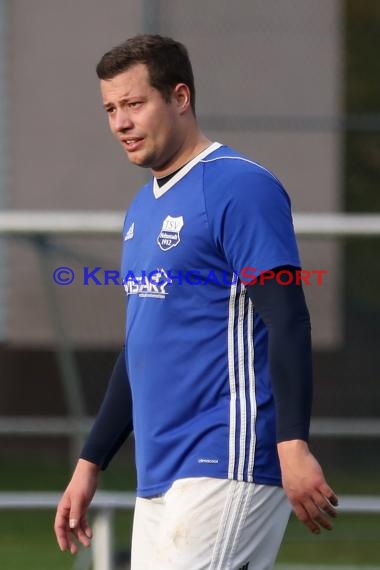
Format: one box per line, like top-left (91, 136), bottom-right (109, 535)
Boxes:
top-left (106, 107), bottom-right (115, 114)
top-left (129, 102), bottom-right (141, 108)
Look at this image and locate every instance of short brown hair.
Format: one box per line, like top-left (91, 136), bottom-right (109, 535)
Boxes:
top-left (96, 34), bottom-right (196, 113)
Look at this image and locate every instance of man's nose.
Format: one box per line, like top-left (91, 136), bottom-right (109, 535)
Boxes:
top-left (114, 110), bottom-right (133, 132)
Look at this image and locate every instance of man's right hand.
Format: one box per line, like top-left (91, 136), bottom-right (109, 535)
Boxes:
top-left (54, 458), bottom-right (101, 554)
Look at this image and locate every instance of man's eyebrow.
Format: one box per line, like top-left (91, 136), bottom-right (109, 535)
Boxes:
top-left (102, 94), bottom-right (148, 108)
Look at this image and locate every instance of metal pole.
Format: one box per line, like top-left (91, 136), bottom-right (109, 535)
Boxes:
top-left (35, 235), bottom-right (86, 465)
top-left (92, 508), bottom-right (114, 570)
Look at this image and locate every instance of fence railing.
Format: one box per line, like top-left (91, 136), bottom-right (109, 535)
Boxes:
top-left (1, 211), bottom-right (380, 237)
top-left (1, 416), bottom-right (380, 438)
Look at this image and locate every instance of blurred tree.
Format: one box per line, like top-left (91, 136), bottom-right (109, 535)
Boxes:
top-left (346, 0), bottom-right (380, 211)
top-left (345, 0), bottom-right (380, 338)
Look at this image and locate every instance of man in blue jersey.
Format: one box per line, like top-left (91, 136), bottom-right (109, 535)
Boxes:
top-left (55, 35), bottom-right (337, 569)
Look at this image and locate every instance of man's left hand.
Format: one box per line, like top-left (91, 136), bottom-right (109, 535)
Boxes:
top-left (277, 439), bottom-right (338, 534)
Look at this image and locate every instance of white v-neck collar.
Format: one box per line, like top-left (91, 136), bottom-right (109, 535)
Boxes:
top-left (153, 142), bottom-right (222, 199)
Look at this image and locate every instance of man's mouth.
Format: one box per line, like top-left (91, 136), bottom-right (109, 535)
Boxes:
top-left (121, 138), bottom-right (144, 152)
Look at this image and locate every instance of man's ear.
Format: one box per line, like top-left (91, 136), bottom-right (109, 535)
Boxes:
top-left (172, 83), bottom-right (191, 114)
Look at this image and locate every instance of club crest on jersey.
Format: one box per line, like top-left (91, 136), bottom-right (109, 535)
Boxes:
top-left (157, 215), bottom-right (184, 251)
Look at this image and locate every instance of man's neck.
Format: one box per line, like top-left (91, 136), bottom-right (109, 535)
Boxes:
top-left (152, 133), bottom-right (212, 178)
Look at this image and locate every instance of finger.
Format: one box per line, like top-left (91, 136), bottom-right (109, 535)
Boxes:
top-left (292, 502), bottom-right (321, 534)
top-left (67, 526), bottom-right (82, 555)
top-left (303, 497), bottom-right (334, 531)
top-left (67, 515), bottom-right (93, 553)
top-left (76, 526), bottom-right (92, 548)
top-left (83, 518), bottom-right (93, 539)
top-left (311, 492), bottom-right (336, 518)
top-left (54, 505), bottom-right (72, 552)
top-left (69, 498), bottom-right (86, 534)
top-left (74, 516), bottom-right (92, 548)
top-left (56, 522), bottom-right (77, 553)
top-left (325, 493), bottom-right (338, 508)
top-left (55, 525), bottom-right (69, 552)
top-left (54, 518), bottom-right (68, 551)
top-left (76, 514), bottom-right (93, 539)
top-left (56, 502), bottom-right (82, 554)
top-left (316, 493), bottom-right (338, 518)
top-left (315, 510), bottom-right (334, 531)
top-left (319, 483), bottom-right (338, 507)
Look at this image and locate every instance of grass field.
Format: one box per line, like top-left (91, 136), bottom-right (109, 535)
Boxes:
top-left (0, 456), bottom-right (379, 570)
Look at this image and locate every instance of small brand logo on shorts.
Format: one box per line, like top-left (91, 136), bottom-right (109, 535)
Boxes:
top-left (157, 215), bottom-right (184, 251)
top-left (198, 458), bottom-right (219, 464)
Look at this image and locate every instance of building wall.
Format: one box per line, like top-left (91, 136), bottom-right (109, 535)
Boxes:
top-left (6, 0), bottom-right (343, 347)
top-left (0, 0), bottom-right (10, 340)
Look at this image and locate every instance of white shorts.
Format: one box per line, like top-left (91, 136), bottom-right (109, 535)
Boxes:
top-left (131, 477), bottom-right (291, 570)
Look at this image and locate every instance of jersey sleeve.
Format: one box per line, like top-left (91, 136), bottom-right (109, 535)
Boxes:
top-left (203, 163), bottom-right (301, 276)
top-left (246, 270), bottom-right (312, 442)
top-left (80, 349), bottom-right (133, 469)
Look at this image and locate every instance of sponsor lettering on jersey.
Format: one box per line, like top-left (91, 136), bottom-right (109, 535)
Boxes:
top-left (123, 268), bottom-right (171, 299)
top-left (157, 215), bottom-right (184, 251)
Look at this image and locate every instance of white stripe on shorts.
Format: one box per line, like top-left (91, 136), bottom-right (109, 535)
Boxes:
top-left (210, 479), bottom-right (253, 568)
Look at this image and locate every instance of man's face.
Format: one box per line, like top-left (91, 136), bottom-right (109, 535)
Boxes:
top-left (100, 63), bottom-right (185, 174)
